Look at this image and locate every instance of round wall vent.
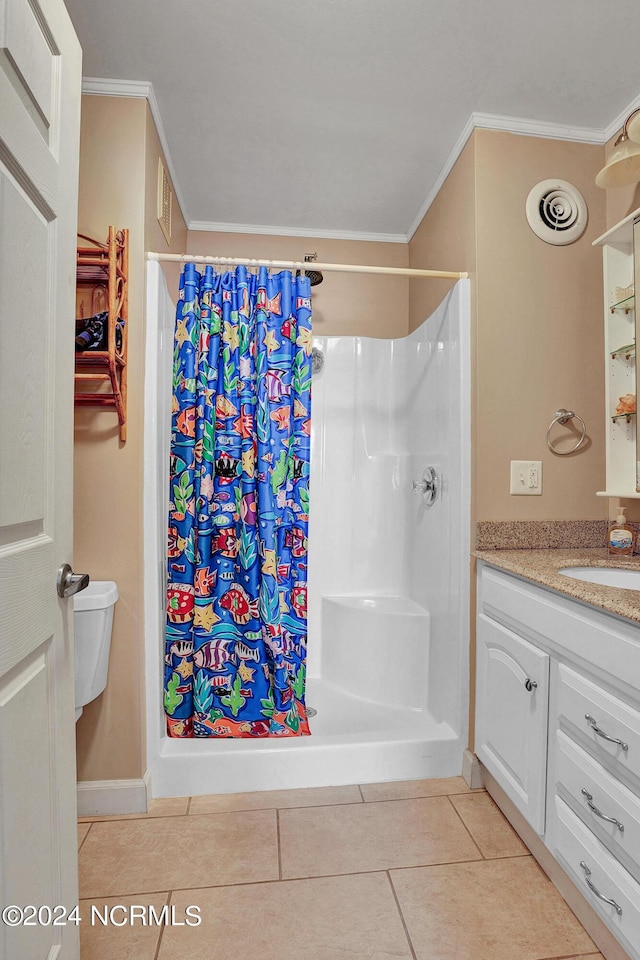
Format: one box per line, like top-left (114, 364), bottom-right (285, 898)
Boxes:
top-left (525, 179), bottom-right (588, 245)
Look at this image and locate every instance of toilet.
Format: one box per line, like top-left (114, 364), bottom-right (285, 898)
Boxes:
top-left (74, 580), bottom-right (118, 722)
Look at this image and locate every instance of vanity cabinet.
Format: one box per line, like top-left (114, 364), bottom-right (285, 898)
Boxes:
top-left (476, 562), bottom-right (640, 960)
top-left (475, 614), bottom-right (549, 833)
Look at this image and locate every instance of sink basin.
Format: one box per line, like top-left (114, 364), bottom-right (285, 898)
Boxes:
top-left (558, 566), bottom-right (640, 590)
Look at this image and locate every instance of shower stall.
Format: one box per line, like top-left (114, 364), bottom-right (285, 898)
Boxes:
top-left (145, 262), bottom-right (470, 796)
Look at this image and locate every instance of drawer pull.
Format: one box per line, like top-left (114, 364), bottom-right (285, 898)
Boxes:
top-left (581, 789), bottom-right (625, 833)
top-left (584, 714), bottom-right (629, 751)
top-left (579, 861), bottom-right (623, 915)
top-left (524, 678), bottom-right (537, 692)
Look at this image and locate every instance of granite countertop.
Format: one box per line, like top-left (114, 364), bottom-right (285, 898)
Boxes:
top-left (475, 548), bottom-right (640, 624)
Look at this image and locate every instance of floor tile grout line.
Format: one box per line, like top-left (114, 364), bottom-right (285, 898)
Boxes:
top-left (276, 809), bottom-right (282, 881)
top-left (190, 797), bottom-right (365, 815)
top-left (82, 855), bottom-right (545, 902)
top-left (80, 869), bottom-right (402, 901)
top-left (445, 794), bottom-right (485, 859)
top-left (77, 821), bottom-right (92, 853)
top-left (386, 853), bottom-right (535, 872)
top-left (153, 891), bottom-right (172, 960)
top-left (537, 954), bottom-right (602, 960)
top-left (78, 812), bottom-right (188, 824)
top-left (81, 854), bottom-right (512, 901)
top-left (77, 788), bottom-right (487, 823)
top-left (360, 789), bottom-right (487, 803)
top-left (385, 870), bottom-right (418, 960)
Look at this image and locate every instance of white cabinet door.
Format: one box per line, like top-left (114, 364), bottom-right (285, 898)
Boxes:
top-left (476, 613), bottom-right (550, 834)
top-left (0, 0), bottom-right (81, 958)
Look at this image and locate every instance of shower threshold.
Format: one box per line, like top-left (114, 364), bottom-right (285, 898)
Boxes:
top-left (152, 678), bottom-right (461, 799)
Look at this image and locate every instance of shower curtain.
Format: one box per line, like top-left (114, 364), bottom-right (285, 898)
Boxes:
top-left (164, 263), bottom-right (312, 738)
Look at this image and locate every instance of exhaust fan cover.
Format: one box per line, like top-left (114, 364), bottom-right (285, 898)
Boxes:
top-left (525, 179), bottom-right (587, 245)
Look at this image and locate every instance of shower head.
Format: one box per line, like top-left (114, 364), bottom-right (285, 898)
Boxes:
top-left (300, 252), bottom-right (323, 287)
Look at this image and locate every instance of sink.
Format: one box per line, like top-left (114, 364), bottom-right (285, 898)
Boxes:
top-left (558, 566), bottom-right (640, 590)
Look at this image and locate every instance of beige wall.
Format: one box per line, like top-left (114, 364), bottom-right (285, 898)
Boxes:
top-left (408, 129), bottom-right (608, 751)
top-left (475, 130), bottom-right (607, 521)
top-left (408, 131), bottom-right (608, 525)
top-left (408, 136), bottom-right (479, 753)
top-left (408, 135), bottom-right (478, 331)
top-left (74, 95), bottom-right (187, 782)
top-left (144, 108), bottom-right (186, 295)
top-left (187, 232), bottom-right (410, 339)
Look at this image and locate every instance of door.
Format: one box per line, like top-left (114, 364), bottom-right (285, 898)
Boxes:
top-left (475, 613), bottom-right (550, 835)
top-left (0, 1), bottom-right (82, 958)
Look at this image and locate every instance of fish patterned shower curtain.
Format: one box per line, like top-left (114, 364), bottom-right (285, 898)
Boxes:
top-left (164, 263), bottom-right (312, 738)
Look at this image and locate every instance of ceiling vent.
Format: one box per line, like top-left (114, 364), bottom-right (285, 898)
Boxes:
top-left (157, 158), bottom-right (173, 245)
top-left (525, 179), bottom-right (587, 245)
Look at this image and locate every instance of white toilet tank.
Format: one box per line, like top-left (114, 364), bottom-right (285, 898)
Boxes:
top-left (74, 580), bottom-right (118, 722)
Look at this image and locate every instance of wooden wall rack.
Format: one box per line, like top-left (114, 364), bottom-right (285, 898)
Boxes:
top-left (74, 226), bottom-right (129, 441)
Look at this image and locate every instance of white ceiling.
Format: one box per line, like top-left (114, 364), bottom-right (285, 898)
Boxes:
top-left (65, 0), bottom-right (640, 240)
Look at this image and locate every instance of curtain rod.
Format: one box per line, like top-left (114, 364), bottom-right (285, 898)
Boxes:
top-left (147, 251), bottom-right (467, 280)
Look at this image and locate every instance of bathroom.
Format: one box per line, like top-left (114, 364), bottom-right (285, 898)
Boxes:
top-left (73, 111), bottom-right (611, 797)
top-left (3, 2), bottom-right (640, 959)
top-left (70, 111), bottom-right (637, 960)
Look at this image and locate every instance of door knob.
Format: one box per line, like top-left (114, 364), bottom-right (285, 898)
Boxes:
top-left (57, 563), bottom-right (90, 599)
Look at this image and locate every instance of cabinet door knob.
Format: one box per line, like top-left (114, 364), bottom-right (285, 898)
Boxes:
top-left (524, 678), bottom-right (538, 692)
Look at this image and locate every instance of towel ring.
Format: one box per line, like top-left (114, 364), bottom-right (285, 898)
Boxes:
top-left (546, 408), bottom-right (587, 455)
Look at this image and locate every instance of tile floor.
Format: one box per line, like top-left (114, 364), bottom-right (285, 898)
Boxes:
top-left (77, 777), bottom-right (604, 960)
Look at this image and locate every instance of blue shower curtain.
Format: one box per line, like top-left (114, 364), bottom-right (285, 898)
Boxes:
top-left (164, 263), bottom-right (312, 738)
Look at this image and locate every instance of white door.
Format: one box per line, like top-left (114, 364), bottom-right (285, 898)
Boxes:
top-left (0, 0), bottom-right (82, 958)
top-left (475, 613), bottom-right (550, 835)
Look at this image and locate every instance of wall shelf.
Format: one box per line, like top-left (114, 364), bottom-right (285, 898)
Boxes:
top-left (593, 209), bottom-right (639, 497)
top-left (609, 294), bottom-right (634, 314)
top-left (610, 342), bottom-right (635, 360)
top-left (611, 411), bottom-right (636, 423)
top-left (74, 227), bottom-right (129, 441)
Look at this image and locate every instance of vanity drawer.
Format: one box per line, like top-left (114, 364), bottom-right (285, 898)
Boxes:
top-left (554, 796), bottom-right (640, 960)
top-left (554, 729), bottom-right (640, 877)
top-left (478, 565), bottom-right (640, 684)
top-left (556, 663), bottom-right (640, 781)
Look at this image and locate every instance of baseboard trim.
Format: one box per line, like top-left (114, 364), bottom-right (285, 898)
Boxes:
top-left (462, 749), bottom-right (484, 789)
top-left (77, 770), bottom-right (152, 817)
top-left (483, 769), bottom-right (632, 960)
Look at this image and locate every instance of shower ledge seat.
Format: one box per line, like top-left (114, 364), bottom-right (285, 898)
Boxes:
top-left (321, 594), bottom-right (430, 711)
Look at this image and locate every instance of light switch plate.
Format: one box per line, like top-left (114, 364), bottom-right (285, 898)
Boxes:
top-left (510, 460), bottom-right (543, 495)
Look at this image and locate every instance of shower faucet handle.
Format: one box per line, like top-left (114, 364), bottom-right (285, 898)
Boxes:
top-left (412, 467), bottom-right (438, 506)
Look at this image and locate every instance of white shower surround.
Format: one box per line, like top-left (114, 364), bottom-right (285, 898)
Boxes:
top-left (144, 262), bottom-right (470, 797)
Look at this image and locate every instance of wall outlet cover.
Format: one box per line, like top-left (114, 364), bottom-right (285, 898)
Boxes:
top-left (510, 460), bottom-right (543, 495)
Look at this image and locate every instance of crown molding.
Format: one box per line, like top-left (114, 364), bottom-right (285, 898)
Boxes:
top-left (405, 114), bottom-right (476, 242)
top-left (603, 92), bottom-right (640, 143)
top-left (188, 220), bottom-right (408, 244)
top-left (81, 77), bottom-right (640, 245)
top-left (81, 77), bottom-right (151, 98)
top-left (471, 111), bottom-right (604, 144)
top-left (406, 110), bottom-right (609, 240)
top-left (81, 77), bottom-right (189, 228)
